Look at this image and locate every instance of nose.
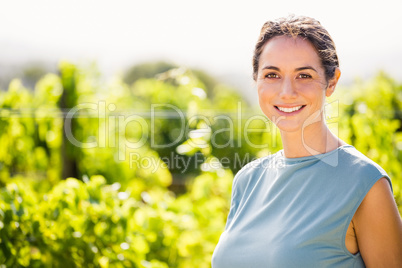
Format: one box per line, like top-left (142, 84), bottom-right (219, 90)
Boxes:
top-left (279, 78), bottom-right (297, 99)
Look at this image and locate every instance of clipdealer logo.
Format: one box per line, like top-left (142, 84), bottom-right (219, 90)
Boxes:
top-left (63, 100), bottom-right (339, 168)
top-left (63, 101), bottom-right (281, 159)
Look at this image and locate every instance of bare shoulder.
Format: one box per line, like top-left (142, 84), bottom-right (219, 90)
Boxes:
top-left (353, 177), bottom-right (402, 267)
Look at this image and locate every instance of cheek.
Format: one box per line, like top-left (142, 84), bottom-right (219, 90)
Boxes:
top-left (257, 86), bottom-right (275, 102)
top-left (298, 85), bottom-right (326, 106)
top-left (257, 87), bottom-right (276, 116)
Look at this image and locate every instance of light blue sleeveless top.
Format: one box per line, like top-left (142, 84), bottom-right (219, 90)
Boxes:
top-left (212, 145), bottom-right (391, 268)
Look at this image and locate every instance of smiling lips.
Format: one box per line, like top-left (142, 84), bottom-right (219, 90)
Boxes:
top-left (275, 105), bottom-right (306, 113)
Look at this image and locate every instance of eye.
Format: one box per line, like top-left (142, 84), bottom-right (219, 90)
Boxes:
top-left (298, 73), bottom-right (312, 79)
top-left (265, 73), bottom-right (279, 79)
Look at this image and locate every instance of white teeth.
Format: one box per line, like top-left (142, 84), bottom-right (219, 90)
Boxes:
top-left (277, 106), bottom-right (303, 113)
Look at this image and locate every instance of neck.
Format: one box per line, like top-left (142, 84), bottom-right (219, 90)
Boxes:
top-left (279, 122), bottom-right (345, 158)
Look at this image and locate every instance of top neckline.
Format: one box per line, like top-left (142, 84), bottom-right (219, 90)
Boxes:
top-left (277, 144), bottom-right (353, 164)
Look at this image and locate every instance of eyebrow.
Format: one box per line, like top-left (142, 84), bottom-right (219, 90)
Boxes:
top-left (295, 66), bottom-right (318, 73)
top-left (261, 65), bottom-right (318, 73)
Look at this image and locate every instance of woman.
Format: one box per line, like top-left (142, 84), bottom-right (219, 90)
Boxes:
top-left (212, 15), bottom-right (402, 267)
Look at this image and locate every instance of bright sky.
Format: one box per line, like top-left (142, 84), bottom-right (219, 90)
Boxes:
top-left (1, 0), bottom-right (401, 103)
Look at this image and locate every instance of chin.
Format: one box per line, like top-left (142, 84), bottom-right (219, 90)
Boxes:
top-left (274, 121), bottom-right (303, 133)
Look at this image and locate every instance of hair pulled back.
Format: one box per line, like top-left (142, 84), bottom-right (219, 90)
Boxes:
top-left (252, 15), bottom-right (339, 82)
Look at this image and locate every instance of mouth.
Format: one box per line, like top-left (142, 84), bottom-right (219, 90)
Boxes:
top-left (274, 105), bottom-right (306, 114)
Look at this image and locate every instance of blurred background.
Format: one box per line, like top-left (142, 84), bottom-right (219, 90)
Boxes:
top-left (1, 1), bottom-right (402, 267)
top-left (2, 0), bottom-right (402, 104)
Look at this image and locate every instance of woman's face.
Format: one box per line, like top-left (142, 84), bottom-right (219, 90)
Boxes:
top-left (257, 36), bottom-right (338, 133)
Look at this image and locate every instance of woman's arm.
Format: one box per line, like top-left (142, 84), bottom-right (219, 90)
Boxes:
top-left (354, 177), bottom-right (402, 267)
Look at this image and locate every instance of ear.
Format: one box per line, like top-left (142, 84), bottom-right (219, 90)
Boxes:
top-left (326, 68), bottom-right (341, 97)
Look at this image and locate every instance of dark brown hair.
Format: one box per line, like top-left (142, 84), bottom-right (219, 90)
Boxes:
top-left (252, 15), bottom-right (339, 81)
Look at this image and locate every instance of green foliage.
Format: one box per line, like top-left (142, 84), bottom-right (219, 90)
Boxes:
top-left (332, 73), bottom-right (402, 211)
top-left (0, 75), bottom-right (63, 186)
top-left (0, 62), bottom-right (401, 267)
top-left (123, 61), bottom-right (177, 85)
top-left (0, 62), bottom-right (239, 267)
top-left (0, 168), bottom-right (231, 267)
